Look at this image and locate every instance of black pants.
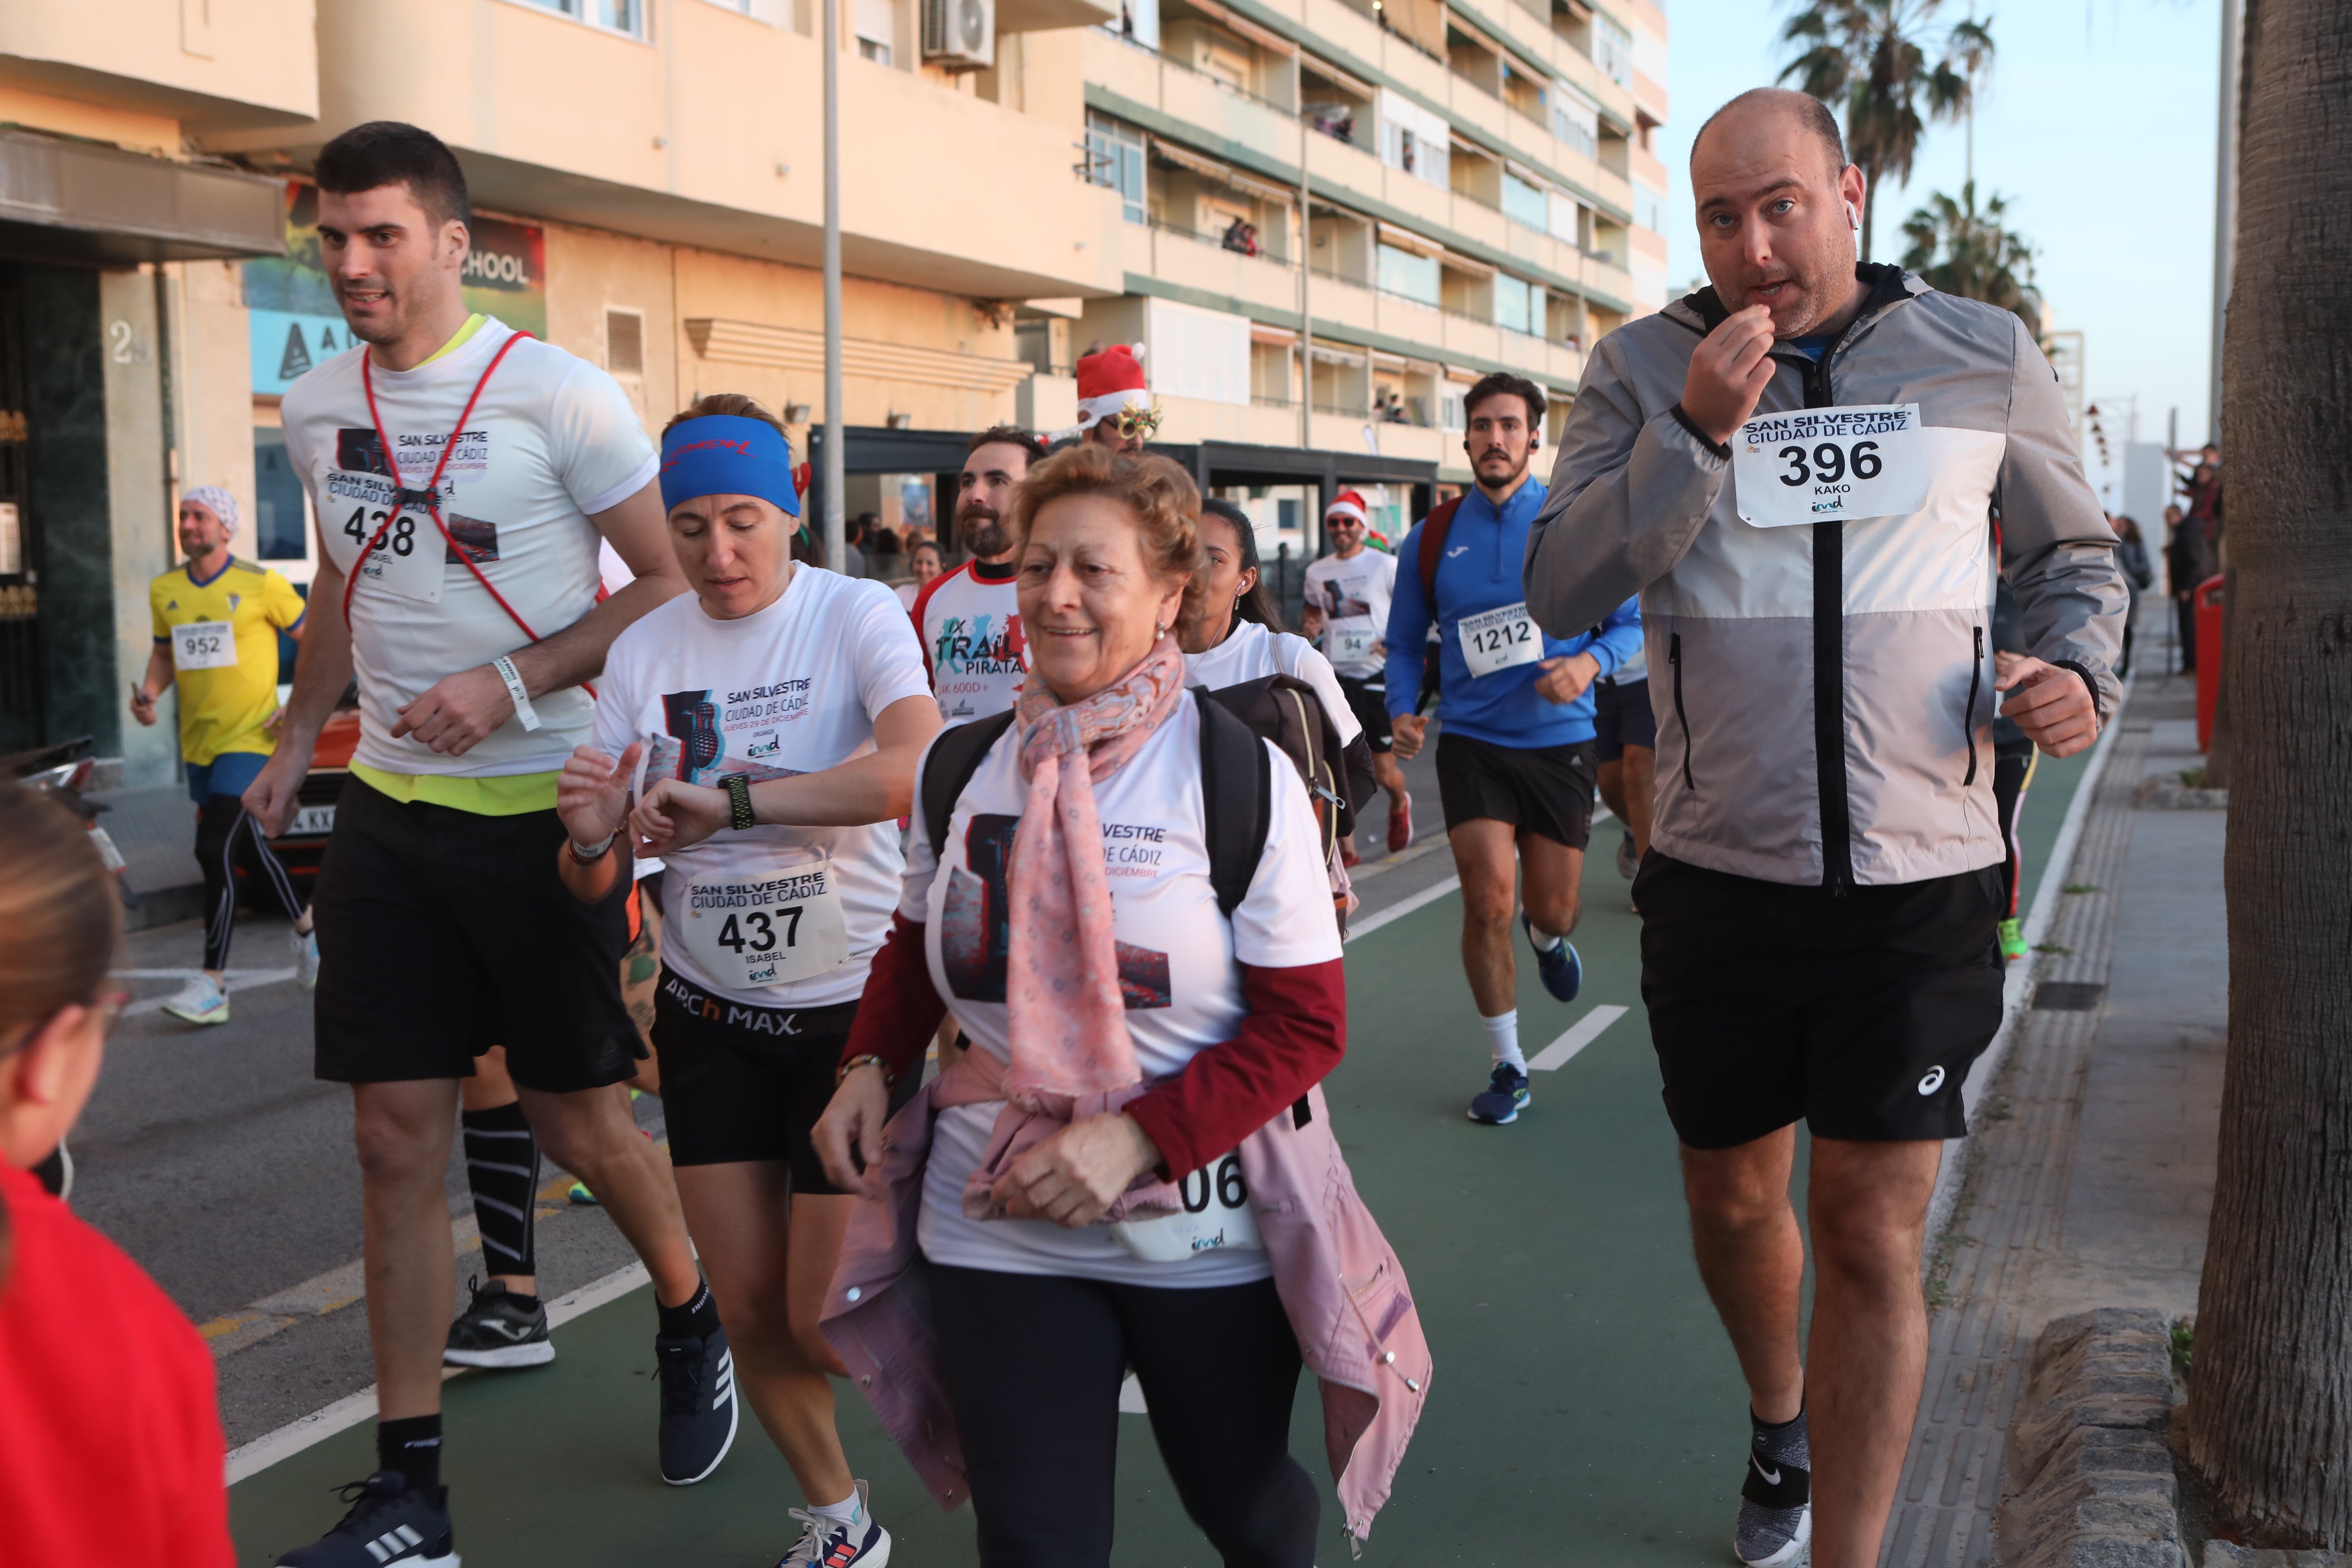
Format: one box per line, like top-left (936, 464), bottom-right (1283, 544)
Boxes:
top-left (930, 1265), bottom-right (1317, 1568)
top-left (2175, 594), bottom-right (2198, 671)
top-left (1992, 739), bottom-right (2036, 919)
top-left (195, 795), bottom-right (303, 972)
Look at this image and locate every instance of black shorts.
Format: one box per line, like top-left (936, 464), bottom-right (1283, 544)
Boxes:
top-left (1634, 852), bottom-right (2005, 1149)
top-left (651, 968), bottom-right (919, 1180)
top-left (312, 776), bottom-right (640, 1093)
top-left (1592, 678), bottom-right (1657, 762)
top-left (1434, 732), bottom-right (1596, 849)
top-left (1336, 674), bottom-right (1393, 753)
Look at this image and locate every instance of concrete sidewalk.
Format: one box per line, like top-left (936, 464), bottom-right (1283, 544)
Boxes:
top-left (1888, 670), bottom-right (2226, 1566)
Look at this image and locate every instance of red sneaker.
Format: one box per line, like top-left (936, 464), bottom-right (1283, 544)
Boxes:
top-left (1386, 792), bottom-right (1413, 854)
top-left (1339, 836), bottom-right (1361, 868)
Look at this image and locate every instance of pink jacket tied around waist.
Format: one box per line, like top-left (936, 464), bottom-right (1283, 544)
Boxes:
top-left (819, 1046), bottom-right (1432, 1549)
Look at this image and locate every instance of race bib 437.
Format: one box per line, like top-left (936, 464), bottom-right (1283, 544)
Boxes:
top-left (1733, 403), bottom-right (1931, 528)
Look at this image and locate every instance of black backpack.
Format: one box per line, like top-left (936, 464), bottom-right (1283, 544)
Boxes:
top-left (919, 694), bottom-right (1273, 919)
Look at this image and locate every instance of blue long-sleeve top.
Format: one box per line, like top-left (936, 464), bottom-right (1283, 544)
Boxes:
top-left (1384, 476), bottom-right (1643, 749)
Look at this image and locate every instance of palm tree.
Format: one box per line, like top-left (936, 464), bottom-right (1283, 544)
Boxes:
top-left (2185, 0), bottom-right (2352, 1544)
top-left (1898, 180), bottom-right (2041, 336)
top-left (1777, 0), bottom-right (1995, 260)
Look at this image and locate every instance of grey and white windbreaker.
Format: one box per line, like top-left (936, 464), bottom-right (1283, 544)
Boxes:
top-left (1525, 266), bottom-right (2126, 890)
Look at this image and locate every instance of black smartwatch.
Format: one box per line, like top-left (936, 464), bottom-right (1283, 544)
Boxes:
top-left (724, 772), bottom-right (755, 831)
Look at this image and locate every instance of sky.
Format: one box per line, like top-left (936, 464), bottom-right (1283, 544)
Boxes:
top-left (1651, 0), bottom-right (2225, 497)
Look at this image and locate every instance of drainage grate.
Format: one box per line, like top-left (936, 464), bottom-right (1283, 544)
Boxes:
top-left (2033, 981), bottom-right (2106, 1012)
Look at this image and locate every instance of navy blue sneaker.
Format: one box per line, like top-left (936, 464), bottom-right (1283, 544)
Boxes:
top-left (1523, 914), bottom-right (1582, 1002)
top-left (1468, 1062), bottom-right (1531, 1125)
top-left (656, 1324), bottom-right (739, 1484)
top-left (275, 1472), bottom-right (457, 1566)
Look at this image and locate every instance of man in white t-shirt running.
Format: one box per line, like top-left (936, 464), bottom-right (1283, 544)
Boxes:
top-left (912, 426), bottom-right (1044, 726)
top-left (241, 122), bottom-right (717, 1568)
top-left (1300, 488), bottom-right (1411, 855)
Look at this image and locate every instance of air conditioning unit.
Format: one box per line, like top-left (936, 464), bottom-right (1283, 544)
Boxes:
top-left (923, 0), bottom-right (993, 71)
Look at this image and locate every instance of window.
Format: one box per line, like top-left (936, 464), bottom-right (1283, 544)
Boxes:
top-left (605, 309), bottom-right (645, 377)
top-left (505, 0), bottom-right (648, 36)
top-left (1376, 244), bottom-right (1440, 306)
top-left (1634, 180), bottom-right (1667, 236)
top-left (1377, 89), bottom-right (1452, 190)
top-left (855, 0), bottom-right (894, 61)
top-left (1593, 13), bottom-right (1631, 85)
top-left (1085, 112), bottom-right (1148, 224)
top-left (1440, 385), bottom-right (1470, 430)
top-left (253, 428), bottom-right (309, 561)
top-left (1550, 84), bottom-right (1600, 160)
top-left (1495, 275), bottom-right (1539, 335)
top-left (1502, 170), bottom-right (1548, 231)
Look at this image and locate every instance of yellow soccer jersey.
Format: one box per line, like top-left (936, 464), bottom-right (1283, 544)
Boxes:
top-left (150, 557), bottom-right (307, 765)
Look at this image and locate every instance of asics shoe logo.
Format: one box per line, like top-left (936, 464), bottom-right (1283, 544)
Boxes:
top-left (1750, 1456), bottom-right (1781, 1487)
top-left (1918, 1065), bottom-right (1946, 1095)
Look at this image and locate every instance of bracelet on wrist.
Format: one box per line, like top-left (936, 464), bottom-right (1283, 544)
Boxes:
top-left (837, 1053), bottom-right (896, 1088)
top-left (569, 831), bottom-right (616, 864)
top-left (724, 771), bottom-right (756, 832)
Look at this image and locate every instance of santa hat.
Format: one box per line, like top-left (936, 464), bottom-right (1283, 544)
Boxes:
top-left (1323, 488), bottom-right (1369, 526)
top-left (1074, 344), bottom-right (1151, 430)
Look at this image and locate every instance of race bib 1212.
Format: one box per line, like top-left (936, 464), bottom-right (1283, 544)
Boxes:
top-left (1733, 403), bottom-right (1931, 528)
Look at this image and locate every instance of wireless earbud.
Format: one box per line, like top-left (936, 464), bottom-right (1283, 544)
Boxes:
top-left (1846, 202), bottom-right (1860, 231)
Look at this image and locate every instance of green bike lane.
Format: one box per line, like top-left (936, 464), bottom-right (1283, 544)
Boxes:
top-left (231, 746), bottom-right (2089, 1567)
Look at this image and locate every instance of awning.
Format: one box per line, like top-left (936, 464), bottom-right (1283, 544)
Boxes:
top-left (1301, 56), bottom-right (1379, 102)
top-left (1438, 247), bottom-right (1496, 278)
top-left (1151, 139), bottom-right (1233, 180)
top-left (1309, 341), bottom-right (1367, 367)
top-left (1226, 169), bottom-right (1298, 205)
top-left (1250, 322), bottom-right (1300, 345)
top-left (1376, 220), bottom-right (1444, 258)
top-left (1182, 0), bottom-right (1298, 58)
top-left (0, 128), bottom-right (284, 263)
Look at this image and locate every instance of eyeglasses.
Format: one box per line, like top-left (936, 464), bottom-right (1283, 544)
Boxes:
top-left (1108, 404), bottom-right (1163, 440)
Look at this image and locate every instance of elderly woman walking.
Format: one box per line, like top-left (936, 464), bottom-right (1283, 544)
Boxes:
top-left (815, 444), bottom-right (1426, 1567)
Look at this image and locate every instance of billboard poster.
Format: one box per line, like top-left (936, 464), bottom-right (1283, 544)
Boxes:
top-left (245, 181), bottom-right (547, 396)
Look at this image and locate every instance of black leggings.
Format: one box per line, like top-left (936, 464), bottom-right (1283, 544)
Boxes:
top-left (930, 1264), bottom-right (1318, 1568)
top-left (195, 795), bottom-right (303, 971)
top-left (1992, 739), bottom-right (2037, 919)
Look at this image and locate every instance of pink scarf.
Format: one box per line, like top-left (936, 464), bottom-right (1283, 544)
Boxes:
top-left (1002, 635), bottom-right (1188, 1107)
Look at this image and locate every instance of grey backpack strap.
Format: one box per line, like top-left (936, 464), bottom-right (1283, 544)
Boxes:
top-left (1195, 694), bottom-right (1272, 919)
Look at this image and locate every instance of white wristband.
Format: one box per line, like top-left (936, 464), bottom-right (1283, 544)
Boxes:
top-left (492, 655), bottom-right (541, 732)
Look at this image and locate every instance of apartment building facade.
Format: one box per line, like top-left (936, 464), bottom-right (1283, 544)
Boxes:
top-left (0, 0), bottom-right (1125, 784)
top-left (1016, 0), bottom-right (1672, 542)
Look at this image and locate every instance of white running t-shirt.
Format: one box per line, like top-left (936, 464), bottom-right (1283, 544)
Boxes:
top-left (592, 567), bottom-right (933, 1009)
top-left (912, 560), bottom-right (1026, 726)
top-left (1302, 548), bottom-right (1398, 679)
top-left (1183, 620), bottom-right (1364, 749)
top-left (282, 318), bottom-right (657, 778)
top-left (905, 693), bottom-right (1343, 1287)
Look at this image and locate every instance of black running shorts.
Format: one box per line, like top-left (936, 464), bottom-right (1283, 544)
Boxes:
top-left (1434, 731), bottom-right (1597, 849)
top-left (1634, 852), bottom-right (2005, 1149)
top-left (1591, 678), bottom-right (1657, 762)
top-left (651, 967), bottom-right (919, 1180)
top-left (311, 775), bottom-right (641, 1093)
top-left (1335, 674), bottom-right (1393, 753)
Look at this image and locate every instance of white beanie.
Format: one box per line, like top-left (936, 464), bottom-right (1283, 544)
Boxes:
top-left (183, 485), bottom-right (240, 531)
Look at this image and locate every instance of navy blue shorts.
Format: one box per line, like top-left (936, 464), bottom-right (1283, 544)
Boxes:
top-left (185, 750), bottom-right (270, 803)
top-left (1591, 679), bottom-right (1657, 763)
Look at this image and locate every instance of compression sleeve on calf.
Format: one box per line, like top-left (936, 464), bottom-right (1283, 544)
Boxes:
top-left (1123, 958), bottom-right (1348, 1181)
top-left (839, 914), bottom-right (946, 1083)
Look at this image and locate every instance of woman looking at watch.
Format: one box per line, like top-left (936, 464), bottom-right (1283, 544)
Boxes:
top-left (554, 393), bottom-right (938, 1568)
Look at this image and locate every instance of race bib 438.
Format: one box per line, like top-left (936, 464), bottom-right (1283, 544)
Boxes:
top-left (1733, 403), bottom-right (1931, 528)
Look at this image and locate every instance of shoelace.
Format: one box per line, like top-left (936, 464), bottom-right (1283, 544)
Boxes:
top-left (777, 1507), bottom-right (849, 1568)
top-left (326, 1473), bottom-right (407, 1532)
top-left (656, 1338), bottom-right (707, 1419)
top-left (1489, 1063), bottom-right (1524, 1091)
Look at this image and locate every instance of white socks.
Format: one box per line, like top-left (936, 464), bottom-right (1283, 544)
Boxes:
top-left (1482, 1010), bottom-right (1524, 1072)
top-left (1526, 923), bottom-right (1564, 953)
top-left (810, 1488), bottom-right (862, 1528)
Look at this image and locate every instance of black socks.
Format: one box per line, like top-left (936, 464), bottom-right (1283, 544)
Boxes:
top-left (1743, 1404), bottom-right (1811, 1508)
top-left (657, 1280), bottom-right (720, 1342)
top-left (460, 1102), bottom-right (540, 1280)
top-left (377, 1414), bottom-right (443, 1494)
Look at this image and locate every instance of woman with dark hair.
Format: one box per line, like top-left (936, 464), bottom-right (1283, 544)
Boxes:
top-left (1182, 499), bottom-right (1378, 845)
top-left (814, 445), bottom-right (1426, 1567)
top-left (0, 781), bottom-right (234, 1567)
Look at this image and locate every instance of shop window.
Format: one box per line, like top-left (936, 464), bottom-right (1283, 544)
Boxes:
top-left (253, 428), bottom-right (309, 562)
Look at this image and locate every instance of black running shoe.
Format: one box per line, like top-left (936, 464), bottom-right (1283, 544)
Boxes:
top-left (275, 1472), bottom-right (457, 1567)
top-left (656, 1324), bottom-right (739, 1484)
top-left (444, 1277), bottom-right (554, 1369)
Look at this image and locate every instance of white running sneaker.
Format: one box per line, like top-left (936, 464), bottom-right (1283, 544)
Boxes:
top-left (292, 924), bottom-right (322, 988)
top-left (777, 1480), bottom-right (890, 1568)
top-left (162, 974), bottom-right (230, 1025)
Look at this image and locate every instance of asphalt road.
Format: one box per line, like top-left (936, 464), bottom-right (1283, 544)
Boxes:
top-left (77, 732), bottom-right (1502, 1456)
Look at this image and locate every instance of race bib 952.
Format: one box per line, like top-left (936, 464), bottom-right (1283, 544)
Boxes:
top-left (1733, 403), bottom-right (1931, 528)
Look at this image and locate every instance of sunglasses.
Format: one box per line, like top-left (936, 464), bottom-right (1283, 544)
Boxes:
top-left (1108, 404), bottom-right (1163, 440)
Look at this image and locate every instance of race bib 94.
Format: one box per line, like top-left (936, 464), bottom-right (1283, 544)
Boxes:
top-left (1732, 403), bottom-right (1931, 528)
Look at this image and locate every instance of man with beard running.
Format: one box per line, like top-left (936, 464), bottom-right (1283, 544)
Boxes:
top-left (913, 427), bottom-right (1045, 726)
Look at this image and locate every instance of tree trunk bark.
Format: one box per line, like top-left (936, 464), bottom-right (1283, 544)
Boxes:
top-left (2184, 0), bottom-right (2352, 1545)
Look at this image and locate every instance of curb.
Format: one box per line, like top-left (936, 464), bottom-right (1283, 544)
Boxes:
top-left (1997, 1307), bottom-right (2184, 1567)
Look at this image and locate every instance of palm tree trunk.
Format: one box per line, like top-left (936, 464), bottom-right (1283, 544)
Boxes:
top-left (2183, 0), bottom-right (2352, 1544)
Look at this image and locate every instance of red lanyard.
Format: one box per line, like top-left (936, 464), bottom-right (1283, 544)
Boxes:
top-left (341, 329), bottom-right (535, 638)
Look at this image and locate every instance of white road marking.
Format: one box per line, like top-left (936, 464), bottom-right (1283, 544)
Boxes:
top-left (1119, 1374), bottom-right (1149, 1414)
top-left (1345, 876), bottom-right (1460, 943)
top-left (122, 967), bottom-right (298, 1017)
top-left (1527, 1005), bottom-right (1629, 1072)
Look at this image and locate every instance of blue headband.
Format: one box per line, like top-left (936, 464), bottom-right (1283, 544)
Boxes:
top-left (659, 415), bottom-right (801, 518)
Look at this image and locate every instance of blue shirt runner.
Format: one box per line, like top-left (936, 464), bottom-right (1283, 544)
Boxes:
top-left (1382, 476), bottom-right (1642, 749)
